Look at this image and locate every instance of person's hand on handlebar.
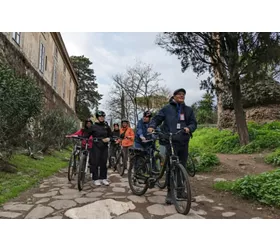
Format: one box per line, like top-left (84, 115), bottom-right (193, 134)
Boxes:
top-left (102, 138), bottom-right (110, 143)
top-left (140, 136), bottom-right (146, 142)
top-left (147, 127), bottom-right (154, 133)
top-left (65, 135), bottom-right (78, 138)
top-left (183, 127), bottom-right (190, 134)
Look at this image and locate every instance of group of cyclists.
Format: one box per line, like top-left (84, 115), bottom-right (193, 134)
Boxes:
top-left (67, 88), bottom-right (197, 205)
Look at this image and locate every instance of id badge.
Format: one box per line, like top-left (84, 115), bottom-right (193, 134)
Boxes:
top-left (177, 123), bottom-right (181, 129)
top-left (180, 114), bottom-right (185, 120)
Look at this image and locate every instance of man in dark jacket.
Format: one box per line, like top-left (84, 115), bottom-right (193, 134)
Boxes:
top-left (148, 88), bottom-right (197, 204)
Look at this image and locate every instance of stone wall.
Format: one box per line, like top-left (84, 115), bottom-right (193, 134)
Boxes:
top-left (220, 104), bottom-right (280, 128)
top-left (0, 33), bottom-right (77, 117)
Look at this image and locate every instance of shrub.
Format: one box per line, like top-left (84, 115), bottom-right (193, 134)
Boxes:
top-left (0, 63), bottom-right (43, 158)
top-left (189, 121), bottom-right (280, 155)
top-left (196, 152), bottom-right (220, 172)
top-left (265, 149), bottom-right (280, 166)
top-left (213, 169), bottom-right (280, 207)
top-left (32, 109), bottom-right (79, 153)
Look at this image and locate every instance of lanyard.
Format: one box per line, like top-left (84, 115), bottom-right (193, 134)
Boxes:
top-left (177, 103), bottom-right (181, 120)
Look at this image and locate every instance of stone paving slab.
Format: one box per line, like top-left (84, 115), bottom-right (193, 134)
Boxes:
top-left (0, 168), bottom-right (208, 219)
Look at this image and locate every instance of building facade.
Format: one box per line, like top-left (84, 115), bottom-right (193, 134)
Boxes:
top-left (0, 32), bottom-right (77, 115)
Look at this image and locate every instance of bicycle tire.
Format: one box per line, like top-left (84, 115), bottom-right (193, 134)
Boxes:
top-left (186, 154), bottom-right (196, 177)
top-left (155, 154), bottom-right (167, 189)
top-left (67, 154), bottom-right (74, 181)
top-left (117, 152), bottom-right (125, 176)
top-left (170, 163), bottom-right (192, 215)
top-left (128, 155), bottom-right (149, 196)
top-left (78, 154), bottom-right (86, 191)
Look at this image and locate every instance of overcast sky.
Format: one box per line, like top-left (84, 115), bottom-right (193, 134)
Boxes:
top-left (61, 32), bottom-right (206, 113)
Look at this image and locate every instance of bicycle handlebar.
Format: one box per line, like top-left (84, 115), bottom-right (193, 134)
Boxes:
top-left (147, 128), bottom-right (186, 137)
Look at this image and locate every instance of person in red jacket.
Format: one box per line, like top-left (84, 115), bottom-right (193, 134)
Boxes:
top-left (66, 118), bottom-right (93, 149)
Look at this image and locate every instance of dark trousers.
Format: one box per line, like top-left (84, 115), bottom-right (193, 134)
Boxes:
top-left (165, 143), bottom-right (189, 189)
top-left (90, 143), bottom-right (108, 181)
top-left (122, 146), bottom-right (131, 169)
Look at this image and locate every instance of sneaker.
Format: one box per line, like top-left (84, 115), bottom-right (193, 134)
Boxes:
top-left (165, 190), bottom-right (173, 205)
top-left (101, 179), bottom-right (110, 186)
top-left (93, 180), bottom-right (101, 186)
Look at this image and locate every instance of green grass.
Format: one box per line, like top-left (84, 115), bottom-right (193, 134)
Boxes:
top-left (212, 181), bottom-right (234, 191)
top-left (0, 149), bottom-right (71, 205)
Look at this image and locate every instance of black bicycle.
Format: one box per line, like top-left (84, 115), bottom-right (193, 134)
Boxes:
top-left (110, 137), bottom-right (126, 176)
top-left (108, 136), bottom-right (121, 168)
top-left (66, 137), bottom-right (81, 182)
top-left (70, 136), bottom-right (90, 191)
top-left (129, 129), bottom-right (192, 215)
top-left (128, 134), bottom-right (164, 195)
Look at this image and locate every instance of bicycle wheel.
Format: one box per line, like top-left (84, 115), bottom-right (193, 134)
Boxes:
top-left (78, 154), bottom-right (86, 191)
top-left (68, 153), bottom-right (78, 181)
top-left (170, 163), bottom-right (191, 215)
top-left (128, 155), bottom-right (149, 196)
top-left (117, 152), bottom-right (125, 176)
top-left (155, 154), bottom-right (167, 189)
top-left (67, 154), bottom-right (74, 181)
top-left (186, 154), bottom-right (196, 177)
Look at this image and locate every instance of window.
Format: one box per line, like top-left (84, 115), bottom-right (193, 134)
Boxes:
top-left (52, 64), bottom-right (57, 90)
top-left (52, 46), bottom-right (58, 90)
top-left (45, 56), bottom-right (48, 71)
top-left (39, 43), bottom-right (45, 73)
top-left (12, 32), bottom-right (21, 45)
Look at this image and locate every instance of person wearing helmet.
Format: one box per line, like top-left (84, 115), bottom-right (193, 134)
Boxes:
top-left (135, 111), bottom-right (152, 149)
top-left (65, 118), bottom-right (93, 149)
top-left (85, 110), bottom-right (112, 186)
top-left (148, 88), bottom-right (197, 204)
top-left (119, 118), bottom-right (134, 169)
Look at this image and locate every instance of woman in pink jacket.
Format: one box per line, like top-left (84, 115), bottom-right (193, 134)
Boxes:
top-left (66, 118), bottom-right (93, 149)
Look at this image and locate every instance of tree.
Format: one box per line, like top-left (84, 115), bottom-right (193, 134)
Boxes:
top-left (157, 32), bottom-right (280, 145)
top-left (112, 61), bottom-right (162, 126)
top-left (136, 86), bottom-right (172, 113)
top-left (106, 84), bottom-right (135, 126)
top-left (191, 93), bottom-right (216, 124)
top-left (70, 55), bottom-right (102, 121)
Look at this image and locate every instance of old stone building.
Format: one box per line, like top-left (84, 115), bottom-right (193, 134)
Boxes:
top-left (0, 32), bottom-right (77, 116)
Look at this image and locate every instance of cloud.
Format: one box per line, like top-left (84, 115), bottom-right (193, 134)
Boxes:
top-left (61, 32), bottom-right (206, 113)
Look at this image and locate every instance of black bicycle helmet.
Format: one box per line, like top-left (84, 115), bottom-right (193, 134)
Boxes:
top-left (143, 110), bottom-right (152, 117)
top-left (95, 110), bottom-right (106, 118)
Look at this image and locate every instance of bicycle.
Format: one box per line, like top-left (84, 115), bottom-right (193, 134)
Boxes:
top-left (108, 136), bottom-right (121, 169)
top-left (129, 129), bottom-right (192, 215)
top-left (186, 152), bottom-right (197, 177)
top-left (71, 136), bottom-right (90, 191)
top-left (128, 134), bottom-right (165, 195)
top-left (66, 136), bottom-right (81, 182)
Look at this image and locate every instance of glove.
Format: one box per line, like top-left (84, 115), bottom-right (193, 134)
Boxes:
top-left (102, 138), bottom-right (110, 143)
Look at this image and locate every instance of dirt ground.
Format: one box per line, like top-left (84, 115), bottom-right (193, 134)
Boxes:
top-left (190, 153), bottom-right (280, 219)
